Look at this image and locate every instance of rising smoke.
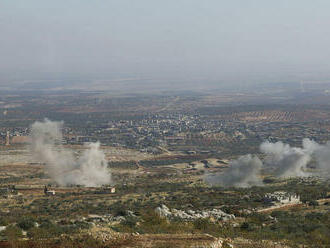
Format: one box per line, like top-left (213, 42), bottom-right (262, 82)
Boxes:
top-left (260, 140), bottom-right (312, 178)
top-left (206, 139), bottom-right (330, 188)
top-left (303, 139), bottom-right (330, 177)
top-left (205, 154), bottom-right (263, 188)
top-left (29, 119), bottom-right (112, 187)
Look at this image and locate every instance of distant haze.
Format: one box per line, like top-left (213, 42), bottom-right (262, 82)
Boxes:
top-left (2, 1), bottom-right (330, 89)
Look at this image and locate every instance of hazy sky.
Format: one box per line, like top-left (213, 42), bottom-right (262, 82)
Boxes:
top-left (1, 0), bottom-right (330, 86)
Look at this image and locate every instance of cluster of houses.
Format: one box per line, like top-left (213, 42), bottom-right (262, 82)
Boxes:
top-left (264, 191), bottom-right (301, 205)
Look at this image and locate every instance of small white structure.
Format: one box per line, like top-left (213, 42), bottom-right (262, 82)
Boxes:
top-left (44, 186), bottom-right (55, 196)
top-left (45, 190), bottom-right (56, 196)
top-left (100, 186), bottom-right (116, 194)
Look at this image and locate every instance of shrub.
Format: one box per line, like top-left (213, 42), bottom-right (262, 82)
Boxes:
top-left (2, 225), bottom-right (23, 239)
top-left (193, 218), bottom-right (210, 231)
top-left (17, 216), bottom-right (36, 230)
top-left (308, 200), bottom-right (319, 207)
top-left (0, 217), bottom-right (8, 226)
top-left (122, 216), bottom-right (138, 228)
top-left (241, 222), bottom-right (250, 230)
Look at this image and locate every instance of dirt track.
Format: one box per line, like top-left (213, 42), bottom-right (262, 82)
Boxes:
top-left (258, 203), bottom-right (304, 213)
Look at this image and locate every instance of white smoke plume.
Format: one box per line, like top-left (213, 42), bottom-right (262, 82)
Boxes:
top-left (260, 141), bottom-right (311, 178)
top-left (303, 139), bottom-right (330, 176)
top-left (30, 119), bottom-right (112, 187)
top-left (206, 139), bottom-right (330, 188)
top-left (205, 154), bottom-right (263, 188)
top-left (261, 139), bottom-right (330, 178)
